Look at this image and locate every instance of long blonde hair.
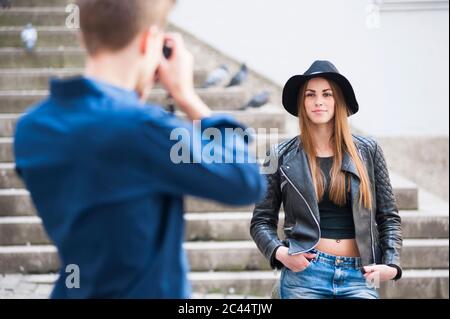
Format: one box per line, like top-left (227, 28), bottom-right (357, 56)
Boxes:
top-left (298, 79), bottom-right (372, 209)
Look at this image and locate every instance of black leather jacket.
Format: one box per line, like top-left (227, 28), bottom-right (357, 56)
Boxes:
top-left (250, 135), bottom-right (402, 277)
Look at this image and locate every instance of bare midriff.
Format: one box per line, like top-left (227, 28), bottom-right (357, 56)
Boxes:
top-left (315, 238), bottom-right (360, 257)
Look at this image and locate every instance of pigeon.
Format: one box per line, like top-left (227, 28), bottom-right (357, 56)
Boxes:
top-left (202, 64), bottom-right (229, 88)
top-left (0, 0), bottom-right (12, 9)
top-left (21, 23), bottom-right (38, 53)
top-left (239, 90), bottom-right (270, 110)
top-left (226, 63), bottom-right (248, 88)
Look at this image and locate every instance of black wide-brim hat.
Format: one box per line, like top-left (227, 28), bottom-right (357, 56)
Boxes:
top-left (282, 60), bottom-right (359, 117)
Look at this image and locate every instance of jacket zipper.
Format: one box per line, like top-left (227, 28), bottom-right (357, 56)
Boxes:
top-left (280, 167), bottom-right (321, 255)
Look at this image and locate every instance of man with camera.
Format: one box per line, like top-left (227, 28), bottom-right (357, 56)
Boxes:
top-left (14, 0), bottom-right (266, 298)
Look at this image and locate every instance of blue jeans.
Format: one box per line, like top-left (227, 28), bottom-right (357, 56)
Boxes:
top-left (279, 249), bottom-right (379, 299)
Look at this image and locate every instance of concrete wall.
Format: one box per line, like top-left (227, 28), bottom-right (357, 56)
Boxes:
top-left (378, 136), bottom-right (449, 201)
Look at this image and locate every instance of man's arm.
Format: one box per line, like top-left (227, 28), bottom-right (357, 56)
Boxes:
top-left (132, 107), bottom-right (266, 205)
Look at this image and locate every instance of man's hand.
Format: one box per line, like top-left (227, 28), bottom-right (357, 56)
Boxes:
top-left (157, 33), bottom-right (211, 120)
top-left (363, 264), bottom-right (398, 282)
top-left (275, 246), bottom-right (317, 273)
top-left (157, 33), bottom-right (194, 99)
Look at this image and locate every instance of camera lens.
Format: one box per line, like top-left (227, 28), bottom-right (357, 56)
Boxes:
top-left (163, 45), bottom-right (172, 59)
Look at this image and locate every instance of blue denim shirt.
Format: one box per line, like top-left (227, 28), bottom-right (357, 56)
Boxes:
top-left (14, 77), bottom-right (266, 298)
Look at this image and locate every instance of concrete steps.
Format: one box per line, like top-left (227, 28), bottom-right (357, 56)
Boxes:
top-left (0, 181), bottom-right (419, 216)
top-left (0, 189), bottom-right (262, 216)
top-left (0, 216), bottom-right (50, 245)
top-left (6, 0), bottom-right (75, 7)
top-left (0, 27), bottom-right (79, 48)
top-left (0, 7), bottom-right (70, 27)
top-left (400, 210), bottom-right (449, 239)
top-left (1, 210), bottom-right (447, 246)
top-left (0, 47), bottom-right (84, 68)
top-left (0, 136), bottom-right (284, 164)
top-left (0, 135), bottom-right (280, 164)
top-left (0, 239), bottom-right (447, 274)
top-left (0, 88), bottom-right (250, 112)
top-left (0, 108), bottom-right (287, 137)
top-left (0, 68), bottom-right (210, 90)
top-left (187, 210), bottom-right (450, 240)
top-left (0, 45), bottom-right (219, 70)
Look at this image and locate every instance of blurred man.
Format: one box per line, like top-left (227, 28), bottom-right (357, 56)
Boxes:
top-left (14, 0), bottom-right (266, 299)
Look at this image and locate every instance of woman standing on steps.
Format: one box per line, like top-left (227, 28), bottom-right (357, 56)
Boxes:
top-left (250, 60), bottom-right (402, 299)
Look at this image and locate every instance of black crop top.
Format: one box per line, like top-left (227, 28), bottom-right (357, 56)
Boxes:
top-left (317, 156), bottom-right (355, 239)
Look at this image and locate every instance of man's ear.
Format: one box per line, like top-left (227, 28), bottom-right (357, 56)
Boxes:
top-left (139, 25), bottom-right (160, 56)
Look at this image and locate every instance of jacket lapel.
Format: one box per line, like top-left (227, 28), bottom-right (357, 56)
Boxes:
top-left (341, 151), bottom-right (360, 180)
top-left (281, 140), bottom-right (320, 223)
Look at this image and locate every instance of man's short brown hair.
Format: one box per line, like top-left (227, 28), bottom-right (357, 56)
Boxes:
top-left (77, 0), bottom-right (175, 55)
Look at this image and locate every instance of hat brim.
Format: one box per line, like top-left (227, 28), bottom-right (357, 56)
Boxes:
top-left (282, 72), bottom-right (359, 117)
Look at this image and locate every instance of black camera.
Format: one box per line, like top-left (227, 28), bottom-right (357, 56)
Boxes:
top-left (163, 43), bottom-right (172, 59)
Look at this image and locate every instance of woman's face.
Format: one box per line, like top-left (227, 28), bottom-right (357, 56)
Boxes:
top-left (303, 77), bottom-right (335, 126)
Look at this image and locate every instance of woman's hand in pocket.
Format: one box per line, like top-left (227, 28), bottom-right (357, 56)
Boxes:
top-left (275, 246), bottom-right (317, 272)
